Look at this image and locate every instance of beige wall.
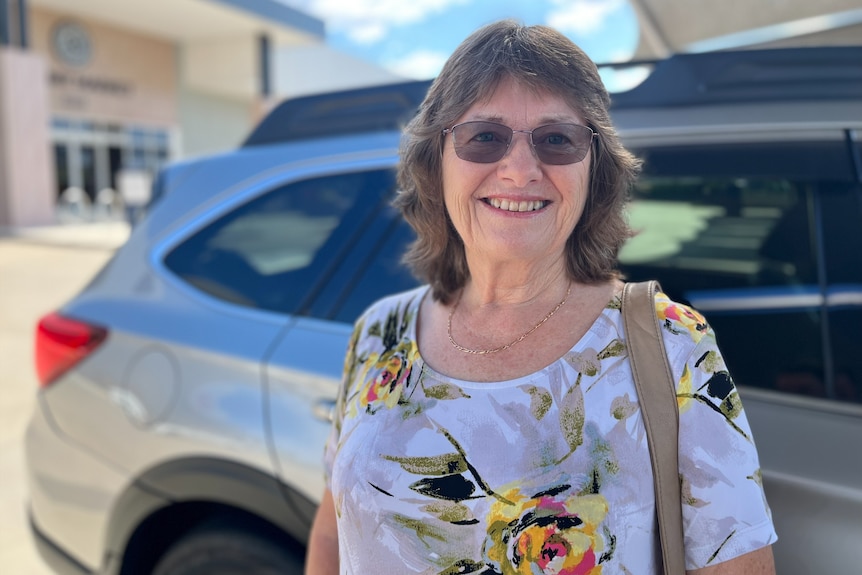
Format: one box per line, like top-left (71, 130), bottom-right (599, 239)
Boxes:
top-left (30, 7), bottom-right (177, 127)
top-left (179, 87), bottom-right (252, 158)
top-left (0, 48), bottom-right (54, 226)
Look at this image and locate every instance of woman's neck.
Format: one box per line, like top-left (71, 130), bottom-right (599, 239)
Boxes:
top-left (461, 252), bottom-right (570, 308)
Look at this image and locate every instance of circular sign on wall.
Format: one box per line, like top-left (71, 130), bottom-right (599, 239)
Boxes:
top-left (52, 21), bottom-right (93, 67)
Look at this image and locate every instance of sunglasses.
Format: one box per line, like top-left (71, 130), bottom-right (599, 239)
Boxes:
top-left (442, 121), bottom-right (596, 165)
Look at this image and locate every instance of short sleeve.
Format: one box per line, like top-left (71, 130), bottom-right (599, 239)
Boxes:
top-left (656, 296), bottom-right (778, 569)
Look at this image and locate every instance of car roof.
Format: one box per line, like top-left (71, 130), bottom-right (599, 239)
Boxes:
top-left (609, 46), bottom-right (862, 109)
top-left (242, 80), bottom-right (432, 148)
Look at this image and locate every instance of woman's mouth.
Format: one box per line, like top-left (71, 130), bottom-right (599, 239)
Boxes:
top-left (483, 198), bottom-right (549, 212)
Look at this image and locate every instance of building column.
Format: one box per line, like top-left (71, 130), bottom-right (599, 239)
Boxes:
top-left (0, 46), bottom-right (54, 226)
top-left (1, 0), bottom-right (28, 48)
top-left (251, 32), bottom-right (275, 123)
top-left (0, 0), bottom-right (52, 227)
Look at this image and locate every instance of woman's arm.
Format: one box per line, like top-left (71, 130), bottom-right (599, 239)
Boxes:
top-left (688, 546), bottom-right (775, 575)
top-left (305, 489), bottom-right (339, 575)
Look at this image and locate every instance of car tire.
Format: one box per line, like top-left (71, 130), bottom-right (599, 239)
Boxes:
top-left (151, 520), bottom-right (304, 575)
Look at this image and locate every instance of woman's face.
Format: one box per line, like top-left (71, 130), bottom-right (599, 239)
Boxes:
top-left (441, 76), bottom-right (592, 268)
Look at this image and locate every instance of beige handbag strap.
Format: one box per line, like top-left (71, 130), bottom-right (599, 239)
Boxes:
top-left (622, 281), bottom-right (686, 575)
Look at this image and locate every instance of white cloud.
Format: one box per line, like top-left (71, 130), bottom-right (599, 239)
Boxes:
top-left (383, 49), bottom-right (449, 79)
top-left (348, 22), bottom-right (388, 44)
top-left (607, 47), bottom-right (634, 63)
top-left (599, 65), bottom-right (651, 92)
top-left (279, 0), bottom-right (470, 45)
top-left (547, 0), bottom-right (624, 36)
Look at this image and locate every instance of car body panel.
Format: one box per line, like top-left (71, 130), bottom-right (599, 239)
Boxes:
top-left (26, 398), bottom-right (133, 570)
top-left (741, 389), bottom-right (862, 574)
top-left (265, 316), bottom-right (352, 507)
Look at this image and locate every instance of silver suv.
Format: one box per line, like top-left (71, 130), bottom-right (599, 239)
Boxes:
top-left (26, 47), bottom-right (862, 575)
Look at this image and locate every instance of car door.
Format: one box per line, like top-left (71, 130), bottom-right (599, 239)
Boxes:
top-left (263, 160), bottom-right (419, 526)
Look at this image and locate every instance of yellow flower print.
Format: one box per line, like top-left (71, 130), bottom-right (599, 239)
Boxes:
top-left (677, 364), bottom-right (695, 414)
top-left (656, 300), bottom-right (708, 342)
top-left (484, 486), bottom-right (609, 575)
top-left (356, 339), bottom-right (418, 414)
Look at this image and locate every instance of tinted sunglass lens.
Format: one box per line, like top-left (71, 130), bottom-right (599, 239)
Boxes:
top-left (532, 125), bottom-right (592, 165)
top-left (453, 122), bottom-right (511, 163)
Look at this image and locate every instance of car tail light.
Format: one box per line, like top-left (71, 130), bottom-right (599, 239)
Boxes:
top-left (35, 312), bottom-right (107, 388)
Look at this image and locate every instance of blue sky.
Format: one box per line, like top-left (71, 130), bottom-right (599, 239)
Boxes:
top-left (278, 0), bottom-right (644, 89)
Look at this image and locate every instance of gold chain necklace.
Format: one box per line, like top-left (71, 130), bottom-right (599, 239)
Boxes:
top-left (447, 284), bottom-right (572, 355)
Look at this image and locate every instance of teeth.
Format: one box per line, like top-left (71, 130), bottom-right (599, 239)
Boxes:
top-left (487, 198), bottom-right (546, 212)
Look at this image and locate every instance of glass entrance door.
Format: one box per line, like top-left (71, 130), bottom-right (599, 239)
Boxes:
top-left (51, 118), bottom-right (175, 220)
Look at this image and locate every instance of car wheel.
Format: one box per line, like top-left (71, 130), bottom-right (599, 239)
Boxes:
top-left (151, 520), bottom-right (304, 575)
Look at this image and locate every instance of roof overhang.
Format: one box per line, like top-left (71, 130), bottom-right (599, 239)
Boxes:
top-left (630, 0), bottom-right (862, 59)
top-left (28, 0), bottom-right (324, 45)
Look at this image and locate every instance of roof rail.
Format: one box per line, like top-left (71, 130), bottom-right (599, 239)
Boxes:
top-left (611, 46), bottom-right (862, 109)
top-left (242, 80), bottom-right (432, 147)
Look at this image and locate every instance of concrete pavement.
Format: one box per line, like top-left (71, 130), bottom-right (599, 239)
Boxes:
top-left (0, 223), bottom-right (128, 574)
top-left (0, 221), bottom-right (130, 251)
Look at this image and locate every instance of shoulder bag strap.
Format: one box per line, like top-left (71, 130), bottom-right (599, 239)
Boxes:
top-left (622, 280), bottom-right (686, 575)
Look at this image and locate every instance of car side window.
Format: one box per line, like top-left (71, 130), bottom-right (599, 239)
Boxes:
top-left (621, 176), bottom-right (815, 290)
top-left (621, 142), bottom-right (859, 403)
top-left (331, 218), bottom-right (420, 323)
top-left (164, 169), bottom-right (396, 314)
top-left (821, 182), bottom-right (862, 404)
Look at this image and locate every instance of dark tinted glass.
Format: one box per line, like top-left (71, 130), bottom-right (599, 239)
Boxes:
top-left (54, 145), bottom-right (69, 196)
top-left (332, 218), bottom-right (419, 323)
top-left (164, 170), bottom-right (395, 314)
top-left (822, 183), bottom-right (862, 403)
top-left (620, 143), bottom-right (847, 402)
top-left (827, 310), bottom-right (862, 403)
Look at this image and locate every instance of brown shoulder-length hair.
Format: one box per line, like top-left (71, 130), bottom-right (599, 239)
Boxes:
top-left (395, 20), bottom-right (641, 304)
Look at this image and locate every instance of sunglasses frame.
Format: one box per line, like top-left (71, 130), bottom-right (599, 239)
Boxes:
top-left (442, 121), bottom-right (596, 165)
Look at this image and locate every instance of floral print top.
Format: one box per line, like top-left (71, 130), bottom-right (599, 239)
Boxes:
top-left (324, 286), bottom-right (776, 574)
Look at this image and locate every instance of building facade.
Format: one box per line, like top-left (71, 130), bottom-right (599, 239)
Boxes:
top-left (0, 0), bottom-right (327, 226)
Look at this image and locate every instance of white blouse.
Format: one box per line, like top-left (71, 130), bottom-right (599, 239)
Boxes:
top-left (325, 286), bottom-right (776, 574)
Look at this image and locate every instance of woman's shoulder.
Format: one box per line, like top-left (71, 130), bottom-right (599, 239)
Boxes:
top-left (652, 291), bottom-right (712, 345)
top-left (353, 285), bottom-right (429, 333)
top-left (361, 285), bottom-right (428, 317)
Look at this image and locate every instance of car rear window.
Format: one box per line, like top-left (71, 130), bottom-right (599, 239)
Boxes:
top-left (164, 169), bottom-right (396, 315)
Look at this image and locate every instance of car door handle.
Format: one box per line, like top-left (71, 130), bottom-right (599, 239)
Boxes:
top-left (313, 399), bottom-right (336, 423)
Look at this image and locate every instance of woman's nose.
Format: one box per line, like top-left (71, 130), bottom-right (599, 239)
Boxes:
top-left (498, 132), bottom-right (542, 185)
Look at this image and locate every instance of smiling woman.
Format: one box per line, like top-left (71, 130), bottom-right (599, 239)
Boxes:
top-left (305, 20), bottom-right (777, 575)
